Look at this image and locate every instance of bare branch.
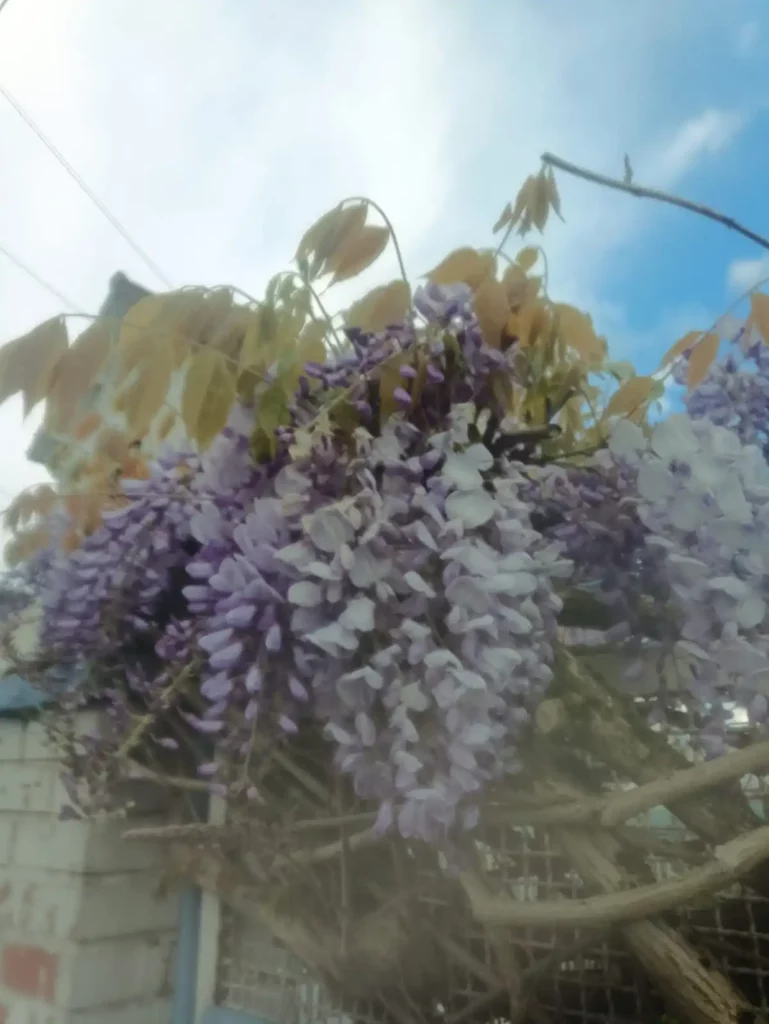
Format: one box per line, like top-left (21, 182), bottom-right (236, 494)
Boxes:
top-left (542, 152), bottom-right (769, 253)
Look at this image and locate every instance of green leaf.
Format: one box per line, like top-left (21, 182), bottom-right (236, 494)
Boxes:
top-left (253, 381), bottom-right (290, 458)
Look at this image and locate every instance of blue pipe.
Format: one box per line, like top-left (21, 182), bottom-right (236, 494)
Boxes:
top-left (171, 885), bottom-right (202, 1023)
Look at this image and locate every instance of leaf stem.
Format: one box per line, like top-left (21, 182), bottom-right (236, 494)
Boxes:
top-left (270, 269), bottom-right (344, 355)
top-left (343, 196), bottom-right (409, 284)
top-left (541, 152), bottom-right (769, 252)
top-left (305, 281), bottom-right (345, 354)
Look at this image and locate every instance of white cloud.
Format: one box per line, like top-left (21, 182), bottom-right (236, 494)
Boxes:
top-left (651, 108), bottom-right (745, 182)
top-left (0, 0), bottom-right (756, 504)
top-left (728, 255), bottom-right (769, 293)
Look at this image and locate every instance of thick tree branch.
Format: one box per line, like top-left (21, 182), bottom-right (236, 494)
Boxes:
top-left (552, 651), bottom-right (765, 848)
top-left (499, 734), bottom-right (769, 830)
top-left (542, 152), bottom-right (769, 253)
top-left (460, 824), bottom-right (769, 929)
top-left (557, 828), bottom-right (752, 1024)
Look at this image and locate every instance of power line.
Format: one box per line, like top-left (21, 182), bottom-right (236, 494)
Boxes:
top-left (0, 243), bottom-right (82, 312)
top-left (0, 83), bottom-right (174, 289)
top-left (0, 0), bottom-right (15, 17)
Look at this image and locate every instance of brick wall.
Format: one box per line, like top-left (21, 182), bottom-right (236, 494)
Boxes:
top-left (0, 714), bottom-right (179, 1023)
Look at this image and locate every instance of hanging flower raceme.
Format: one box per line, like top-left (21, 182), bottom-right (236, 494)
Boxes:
top-left (41, 448), bottom-right (200, 663)
top-left (182, 406), bottom-right (569, 839)
top-left (282, 416), bottom-right (568, 841)
top-left (609, 414), bottom-right (769, 738)
top-left (685, 333), bottom-right (769, 457)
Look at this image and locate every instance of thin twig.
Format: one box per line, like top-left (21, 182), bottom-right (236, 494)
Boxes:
top-left (541, 152), bottom-right (769, 253)
top-left (287, 811), bottom-right (375, 832)
top-left (272, 826), bottom-right (373, 868)
top-left (126, 764), bottom-right (213, 794)
top-left (123, 821), bottom-right (227, 843)
top-left (269, 748), bottom-right (330, 804)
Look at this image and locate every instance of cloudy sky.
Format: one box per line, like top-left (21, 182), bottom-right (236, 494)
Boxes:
top-left (0, 0), bottom-right (767, 510)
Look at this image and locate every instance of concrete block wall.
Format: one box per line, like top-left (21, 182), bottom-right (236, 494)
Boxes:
top-left (0, 715), bottom-right (179, 1023)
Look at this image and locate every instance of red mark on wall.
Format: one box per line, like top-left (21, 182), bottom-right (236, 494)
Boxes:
top-left (1, 943), bottom-right (58, 1002)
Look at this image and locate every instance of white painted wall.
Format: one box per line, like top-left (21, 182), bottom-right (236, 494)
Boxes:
top-left (0, 713), bottom-right (178, 1023)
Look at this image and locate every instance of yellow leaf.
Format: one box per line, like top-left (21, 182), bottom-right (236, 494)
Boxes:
top-left (0, 317), bottom-right (68, 416)
top-left (197, 288), bottom-right (235, 340)
top-left (0, 338), bottom-right (27, 407)
top-left (44, 320), bottom-right (114, 435)
top-left (298, 318), bottom-right (329, 356)
top-left (156, 408), bottom-right (177, 441)
top-left (473, 279), bottom-right (509, 347)
top-left (530, 172), bottom-right (550, 233)
top-left (515, 247), bottom-right (539, 273)
top-left (604, 376), bottom-right (655, 418)
top-left (118, 295), bottom-right (171, 360)
top-left (295, 202), bottom-right (368, 278)
top-left (378, 353), bottom-right (411, 420)
top-left (4, 526), bottom-right (51, 566)
top-left (181, 349), bottom-right (236, 449)
top-left (120, 341), bottom-right (175, 438)
top-left (545, 166), bottom-right (564, 221)
top-left (209, 306), bottom-right (253, 362)
top-left (321, 206), bottom-right (369, 270)
top-left (501, 263), bottom-right (528, 307)
top-left (659, 331), bottom-right (701, 368)
top-left (509, 176), bottom-right (536, 233)
top-left (604, 360), bottom-right (636, 382)
top-left (279, 321), bottom-right (328, 394)
top-left (120, 290), bottom-right (218, 367)
top-left (328, 224), bottom-right (391, 283)
top-left (550, 366), bottom-right (584, 415)
top-left (506, 302), bottom-right (548, 349)
top-left (346, 281), bottom-right (412, 332)
top-left (238, 309), bottom-right (268, 374)
top-left (425, 248), bottom-right (495, 291)
top-left (687, 333), bottom-right (720, 390)
top-left (492, 202), bottom-right (513, 234)
top-left (23, 319), bottom-right (68, 415)
top-left (750, 293), bottom-right (769, 344)
top-left (554, 304), bottom-right (606, 364)
top-left (524, 276), bottom-right (542, 304)
top-left (296, 206), bottom-right (341, 262)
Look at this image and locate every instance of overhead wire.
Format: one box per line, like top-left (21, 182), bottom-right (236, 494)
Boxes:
top-left (0, 82), bottom-right (174, 289)
top-left (0, 242), bottom-right (82, 312)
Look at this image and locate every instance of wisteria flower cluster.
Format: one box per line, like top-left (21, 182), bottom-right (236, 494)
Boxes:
top-left (683, 328), bottom-right (769, 456)
top-left (21, 285), bottom-right (577, 841)
top-left (609, 414), bottom-right (769, 732)
top-left (187, 410), bottom-right (568, 839)
top-left (17, 262), bottom-right (769, 841)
